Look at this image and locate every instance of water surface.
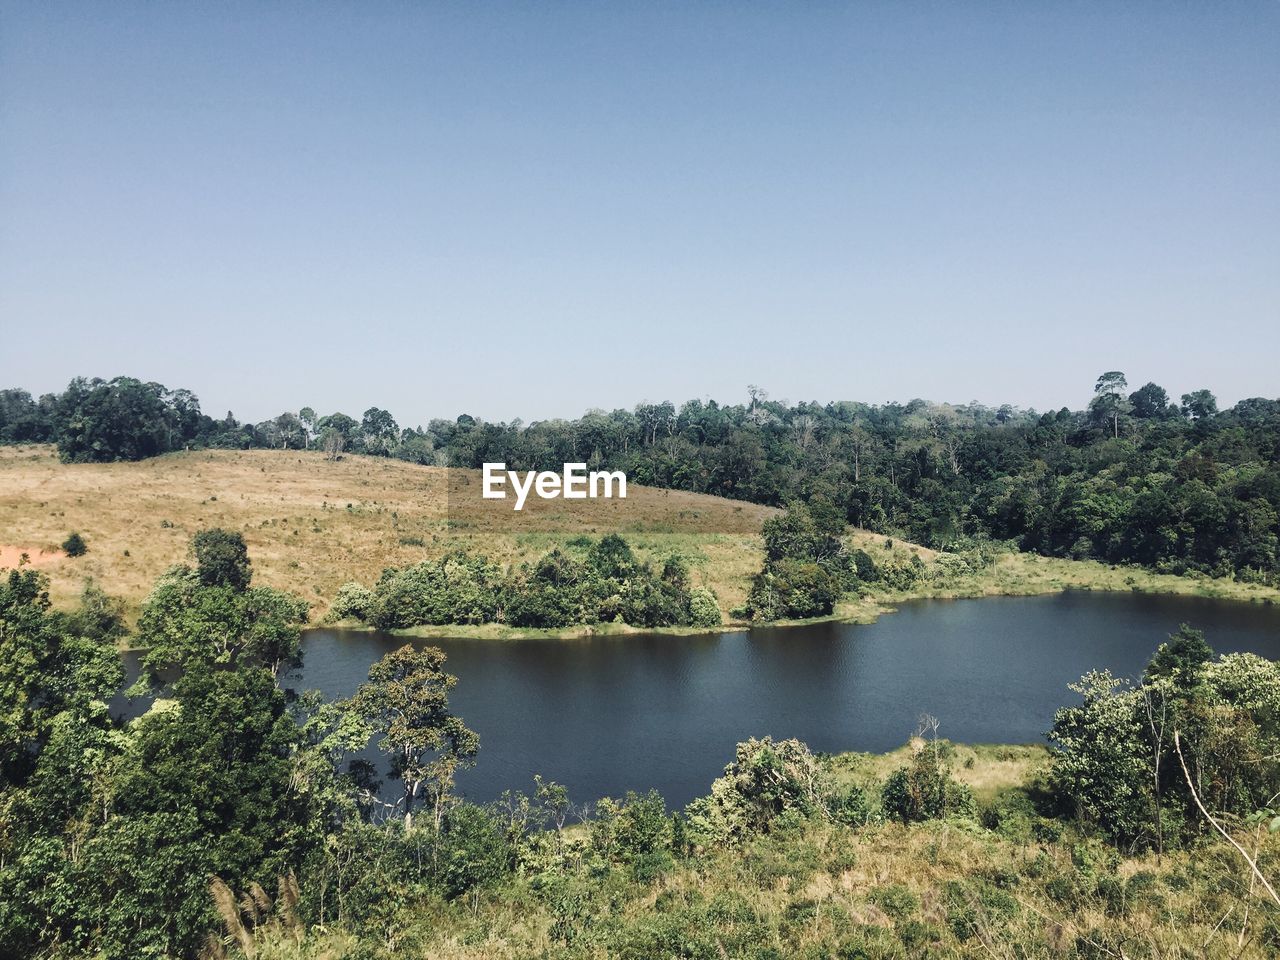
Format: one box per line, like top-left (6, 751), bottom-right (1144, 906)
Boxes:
top-left (284, 591), bottom-right (1280, 806)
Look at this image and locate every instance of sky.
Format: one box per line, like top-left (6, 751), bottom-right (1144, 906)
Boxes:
top-left (1, 2), bottom-right (1277, 425)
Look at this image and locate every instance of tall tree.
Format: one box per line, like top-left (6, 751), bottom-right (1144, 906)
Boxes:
top-left (1181, 389), bottom-right (1218, 421)
top-left (1128, 382), bottom-right (1170, 419)
top-left (353, 645), bottom-right (478, 830)
top-left (1092, 371), bottom-right (1130, 438)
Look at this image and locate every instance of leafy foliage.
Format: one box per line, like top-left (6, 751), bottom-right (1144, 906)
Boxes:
top-left (746, 501), bottom-right (856, 619)
top-left (352, 644), bottom-right (479, 830)
top-left (685, 737), bottom-right (833, 845)
top-left (881, 741), bottom-right (975, 823)
top-left (353, 536), bottom-right (722, 630)
top-left (0, 568), bottom-right (122, 787)
top-left (191, 527), bottom-right (252, 590)
top-left (1049, 629), bottom-right (1280, 848)
top-left (136, 567), bottom-right (308, 680)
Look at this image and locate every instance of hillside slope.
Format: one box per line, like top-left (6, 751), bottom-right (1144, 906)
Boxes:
top-left (0, 445), bottom-right (783, 617)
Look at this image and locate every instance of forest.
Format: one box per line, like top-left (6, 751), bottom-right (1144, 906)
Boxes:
top-left (3, 373), bottom-right (1278, 584)
top-left (3, 531), bottom-right (1280, 958)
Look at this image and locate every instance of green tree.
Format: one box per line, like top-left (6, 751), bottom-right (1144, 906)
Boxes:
top-left (137, 533), bottom-right (307, 679)
top-left (74, 665), bottom-right (313, 958)
top-left (136, 571), bottom-right (308, 679)
top-left (1145, 624), bottom-right (1212, 689)
top-left (361, 407), bottom-right (400, 456)
top-left (1049, 670), bottom-right (1155, 845)
top-left (0, 568), bottom-right (123, 787)
top-left (53, 375), bottom-right (197, 462)
top-left (1128, 382), bottom-right (1170, 419)
top-left (299, 406), bottom-right (317, 448)
top-left (192, 527), bottom-right (253, 590)
top-left (317, 411), bottom-right (359, 459)
top-left (1091, 371), bottom-right (1130, 438)
top-left (353, 644), bottom-right (478, 830)
top-left (1180, 389), bottom-right (1218, 421)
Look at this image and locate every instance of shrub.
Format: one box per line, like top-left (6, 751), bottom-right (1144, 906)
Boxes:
top-left (829, 787), bottom-right (872, 827)
top-left (592, 790), bottom-right (671, 864)
top-left (685, 738), bottom-right (830, 845)
top-left (61, 532), bottom-right (87, 557)
top-left (745, 559), bottom-right (842, 621)
top-left (328, 581), bottom-right (376, 622)
top-left (881, 743), bottom-right (974, 823)
top-left (688, 587), bottom-right (723, 627)
top-left (369, 552), bottom-right (502, 628)
top-left (851, 549), bottom-right (877, 582)
top-left (869, 883), bottom-right (918, 921)
top-left (617, 576), bottom-right (687, 627)
top-left (436, 804), bottom-right (511, 898)
top-left (876, 554), bottom-right (926, 590)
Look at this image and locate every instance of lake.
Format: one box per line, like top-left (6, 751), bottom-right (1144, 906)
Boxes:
top-left (274, 591), bottom-right (1280, 808)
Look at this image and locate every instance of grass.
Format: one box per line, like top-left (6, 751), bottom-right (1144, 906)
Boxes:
top-left (0, 444), bottom-right (775, 621)
top-left (871, 550), bottom-right (1280, 606)
top-left (4, 443), bottom-right (1278, 635)
top-left (830, 742), bottom-right (1050, 804)
top-left (229, 743), bottom-right (1280, 959)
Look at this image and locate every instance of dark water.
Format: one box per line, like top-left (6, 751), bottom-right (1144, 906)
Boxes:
top-left (120, 592), bottom-right (1280, 808)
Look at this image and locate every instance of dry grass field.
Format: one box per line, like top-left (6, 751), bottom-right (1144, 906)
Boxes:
top-left (7, 442), bottom-right (1271, 630)
top-left (0, 444), bottom-right (780, 619)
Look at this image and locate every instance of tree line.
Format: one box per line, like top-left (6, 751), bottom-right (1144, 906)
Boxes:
top-left (4, 372), bottom-right (1278, 580)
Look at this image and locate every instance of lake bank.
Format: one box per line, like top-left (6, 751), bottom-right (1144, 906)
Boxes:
top-left (319, 549), bottom-right (1280, 642)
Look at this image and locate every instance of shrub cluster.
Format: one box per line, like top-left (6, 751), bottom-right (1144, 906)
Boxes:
top-left (744, 501), bottom-right (861, 620)
top-left (1049, 625), bottom-right (1280, 848)
top-left (340, 534), bottom-right (723, 631)
top-left (881, 739), bottom-right (975, 822)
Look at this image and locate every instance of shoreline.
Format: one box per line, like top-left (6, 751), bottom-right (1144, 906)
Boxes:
top-left (306, 552), bottom-right (1280, 643)
top-left (106, 547), bottom-right (1280, 652)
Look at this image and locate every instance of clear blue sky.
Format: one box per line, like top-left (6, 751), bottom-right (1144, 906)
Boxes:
top-left (2, 2), bottom-right (1277, 425)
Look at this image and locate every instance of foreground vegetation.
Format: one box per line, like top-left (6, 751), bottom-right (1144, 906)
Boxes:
top-left (4, 531), bottom-right (1280, 958)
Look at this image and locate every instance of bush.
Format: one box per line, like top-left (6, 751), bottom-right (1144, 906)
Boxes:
top-left (328, 581), bottom-right (376, 622)
top-left (830, 787), bottom-right (872, 827)
top-left (685, 738), bottom-right (831, 845)
top-left (592, 790), bottom-right (671, 864)
top-left (61, 532), bottom-right (87, 557)
top-left (688, 587), bottom-right (723, 627)
top-left (745, 501), bottom-right (854, 621)
top-left (364, 537), bottom-right (707, 630)
top-left (876, 554), bottom-right (926, 590)
top-left (881, 744), bottom-right (974, 823)
top-left (745, 559), bottom-right (842, 621)
top-left (869, 883), bottom-right (919, 921)
top-left (369, 552), bottom-right (503, 628)
top-left (436, 804), bottom-right (511, 898)
top-left (851, 549), bottom-right (877, 582)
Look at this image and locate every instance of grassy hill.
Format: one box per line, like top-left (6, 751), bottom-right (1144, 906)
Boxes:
top-left (5, 443), bottom-right (1276, 628)
top-left (0, 444), bottom-right (793, 619)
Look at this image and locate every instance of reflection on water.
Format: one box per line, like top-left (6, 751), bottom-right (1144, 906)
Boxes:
top-left (118, 591), bottom-right (1280, 807)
